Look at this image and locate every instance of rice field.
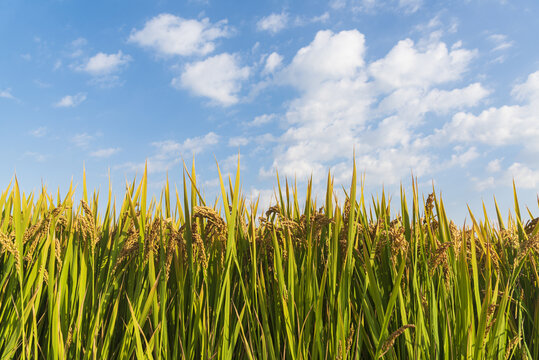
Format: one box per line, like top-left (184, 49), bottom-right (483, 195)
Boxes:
top-left (0, 160), bottom-right (538, 359)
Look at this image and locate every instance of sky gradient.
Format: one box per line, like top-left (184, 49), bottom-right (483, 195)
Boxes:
top-left (1, 0), bottom-right (539, 222)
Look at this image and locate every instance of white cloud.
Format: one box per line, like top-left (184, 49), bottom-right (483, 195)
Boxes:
top-left (30, 127), bottom-right (47, 138)
top-left (475, 159), bottom-right (539, 190)
top-left (435, 70), bottom-right (539, 152)
top-left (448, 146), bottom-right (479, 167)
top-left (174, 53), bottom-right (250, 106)
top-left (129, 13), bottom-right (230, 57)
top-left (79, 51), bottom-right (131, 76)
top-left (90, 147), bottom-right (121, 158)
top-left (0, 89), bottom-right (15, 100)
top-left (266, 30), bottom-right (372, 182)
top-left (263, 52), bottom-right (283, 74)
top-left (508, 163), bottom-right (539, 189)
top-left (257, 12), bottom-right (288, 34)
top-left (511, 70), bottom-right (539, 101)
top-left (248, 187), bottom-right (277, 213)
top-left (261, 30), bottom-right (486, 187)
top-left (369, 38), bottom-right (476, 90)
top-left (376, 83), bottom-right (489, 120)
top-left (282, 30), bottom-right (366, 90)
top-left (54, 93), bottom-right (86, 108)
top-left (487, 158), bottom-right (502, 172)
top-left (220, 153), bottom-right (245, 174)
top-left (472, 176), bottom-right (495, 191)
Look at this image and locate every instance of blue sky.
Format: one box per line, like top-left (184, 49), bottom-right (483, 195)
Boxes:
top-left (1, 0), bottom-right (539, 222)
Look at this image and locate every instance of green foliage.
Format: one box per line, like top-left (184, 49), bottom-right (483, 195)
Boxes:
top-left (0, 161), bottom-right (538, 359)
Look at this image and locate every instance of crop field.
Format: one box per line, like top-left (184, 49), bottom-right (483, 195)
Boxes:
top-left (0, 161), bottom-right (538, 359)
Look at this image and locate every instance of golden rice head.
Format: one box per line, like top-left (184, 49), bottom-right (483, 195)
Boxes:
top-left (380, 324), bottom-right (415, 358)
top-left (0, 230), bottom-right (21, 273)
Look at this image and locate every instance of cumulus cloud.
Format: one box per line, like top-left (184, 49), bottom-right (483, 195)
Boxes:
top-left (54, 93), bottom-right (87, 108)
top-left (129, 13), bottom-right (230, 57)
top-left (376, 83), bottom-right (489, 121)
top-left (263, 52), bottom-right (283, 74)
top-left (434, 70), bottom-right (539, 152)
top-left (78, 51), bottom-right (131, 76)
top-left (448, 146), bottom-right (479, 168)
top-left (369, 39), bottom-right (476, 90)
top-left (508, 163), bottom-right (539, 189)
top-left (90, 147), bottom-right (121, 158)
top-left (174, 53), bottom-right (250, 106)
top-left (282, 30), bottom-right (366, 89)
top-left (260, 29), bottom-right (488, 188)
top-left (257, 12), bottom-right (288, 34)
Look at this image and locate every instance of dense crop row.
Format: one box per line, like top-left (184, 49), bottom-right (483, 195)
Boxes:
top-left (0, 161), bottom-right (538, 359)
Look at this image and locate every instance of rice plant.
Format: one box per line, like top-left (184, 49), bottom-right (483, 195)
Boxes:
top-left (0, 159), bottom-right (537, 359)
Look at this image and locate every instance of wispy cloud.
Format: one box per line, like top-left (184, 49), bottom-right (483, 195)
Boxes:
top-left (54, 93), bottom-right (87, 108)
top-left (71, 133), bottom-right (95, 148)
top-left (249, 113), bottom-right (277, 127)
top-left (488, 33), bottom-right (513, 52)
top-left (117, 132), bottom-right (219, 174)
top-left (228, 136), bottom-right (249, 147)
top-left (90, 147), bottom-right (121, 158)
top-left (399, 0), bottom-right (422, 13)
top-left (30, 126), bottom-right (47, 138)
top-left (24, 151), bottom-right (47, 163)
top-left (69, 37), bottom-right (87, 58)
top-left (0, 89), bottom-right (16, 100)
top-left (34, 80), bottom-right (52, 88)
